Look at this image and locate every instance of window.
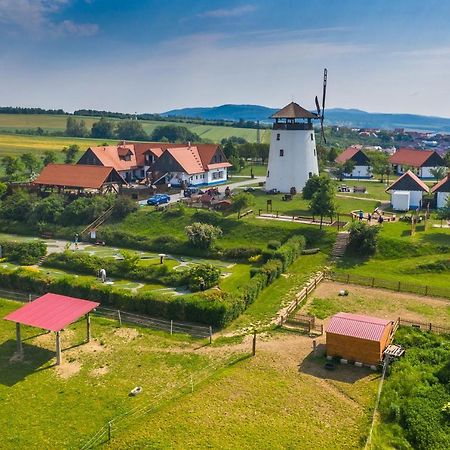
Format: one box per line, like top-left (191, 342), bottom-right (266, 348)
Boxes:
top-left (309, 172), bottom-right (312, 178)
top-left (276, 133), bottom-right (280, 141)
top-left (267, 171), bottom-right (270, 177)
top-left (313, 148), bottom-right (316, 156)
top-left (310, 133), bottom-right (314, 141)
top-left (279, 149), bottom-right (284, 157)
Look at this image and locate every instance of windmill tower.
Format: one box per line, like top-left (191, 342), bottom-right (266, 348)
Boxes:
top-left (265, 69), bottom-right (328, 193)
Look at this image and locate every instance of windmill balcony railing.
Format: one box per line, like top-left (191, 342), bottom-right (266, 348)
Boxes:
top-left (273, 122), bottom-right (314, 131)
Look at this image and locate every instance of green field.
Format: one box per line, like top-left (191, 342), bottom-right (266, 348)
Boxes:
top-left (0, 113), bottom-right (271, 144)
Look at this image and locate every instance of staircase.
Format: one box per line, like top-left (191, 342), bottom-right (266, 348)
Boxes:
top-left (331, 232), bottom-right (349, 258)
top-left (80, 206), bottom-right (114, 237)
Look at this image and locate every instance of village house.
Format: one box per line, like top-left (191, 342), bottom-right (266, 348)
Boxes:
top-left (335, 145), bottom-right (371, 178)
top-left (431, 173), bottom-right (450, 209)
top-left (386, 170), bottom-right (429, 211)
top-left (389, 147), bottom-right (446, 179)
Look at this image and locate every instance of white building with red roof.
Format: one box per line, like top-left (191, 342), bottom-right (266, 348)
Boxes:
top-left (386, 170), bottom-right (430, 211)
top-left (431, 173), bottom-right (450, 209)
top-left (389, 148), bottom-right (446, 179)
top-left (335, 145), bottom-right (372, 179)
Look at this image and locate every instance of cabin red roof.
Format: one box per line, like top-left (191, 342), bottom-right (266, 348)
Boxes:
top-left (34, 164), bottom-right (126, 189)
top-left (389, 148), bottom-right (434, 167)
top-left (431, 173), bottom-right (450, 193)
top-left (4, 293), bottom-right (100, 332)
top-left (335, 145), bottom-right (363, 163)
top-left (327, 312), bottom-right (392, 341)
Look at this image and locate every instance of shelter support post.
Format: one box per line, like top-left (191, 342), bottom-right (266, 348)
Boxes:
top-left (16, 322), bottom-right (22, 354)
top-left (86, 313), bottom-right (91, 342)
top-left (56, 331), bottom-right (61, 365)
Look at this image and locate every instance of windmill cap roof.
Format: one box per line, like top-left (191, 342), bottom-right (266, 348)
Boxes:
top-left (271, 102), bottom-right (319, 119)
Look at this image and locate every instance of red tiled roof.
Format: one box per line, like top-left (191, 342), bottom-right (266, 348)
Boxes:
top-left (34, 164), bottom-right (125, 189)
top-left (88, 145), bottom-right (138, 171)
top-left (165, 147), bottom-right (204, 174)
top-left (207, 162), bottom-right (232, 170)
top-left (431, 173), bottom-right (450, 193)
top-left (389, 148), bottom-right (434, 167)
top-left (327, 312), bottom-right (392, 342)
top-left (386, 170), bottom-right (430, 192)
top-left (4, 293), bottom-right (100, 332)
top-left (335, 145), bottom-right (363, 164)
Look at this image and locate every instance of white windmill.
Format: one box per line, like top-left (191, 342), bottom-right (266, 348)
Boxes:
top-left (265, 69), bottom-right (328, 193)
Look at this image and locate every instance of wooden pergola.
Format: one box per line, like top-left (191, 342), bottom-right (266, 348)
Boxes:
top-left (4, 293), bottom-right (100, 365)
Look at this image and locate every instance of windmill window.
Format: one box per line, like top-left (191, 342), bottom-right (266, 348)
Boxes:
top-left (276, 133), bottom-right (280, 141)
top-left (311, 133), bottom-right (314, 141)
top-left (309, 172), bottom-right (313, 178)
top-left (313, 148), bottom-right (316, 156)
top-left (279, 149), bottom-right (284, 157)
top-left (267, 171), bottom-right (270, 177)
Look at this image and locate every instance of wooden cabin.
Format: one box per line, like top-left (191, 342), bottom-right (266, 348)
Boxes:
top-left (326, 312), bottom-right (394, 366)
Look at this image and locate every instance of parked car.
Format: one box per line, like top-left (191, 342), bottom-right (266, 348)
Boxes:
top-left (147, 194), bottom-right (170, 206)
top-left (183, 187), bottom-right (205, 198)
top-left (266, 188), bottom-right (278, 195)
top-left (243, 187), bottom-right (256, 192)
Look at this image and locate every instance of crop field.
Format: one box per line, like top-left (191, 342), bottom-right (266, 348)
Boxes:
top-left (0, 114), bottom-right (270, 145)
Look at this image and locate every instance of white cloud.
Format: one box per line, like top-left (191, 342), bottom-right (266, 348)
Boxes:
top-left (0, 0), bottom-right (98, 37)
top-left (197, 4), bottom-right (257, 19)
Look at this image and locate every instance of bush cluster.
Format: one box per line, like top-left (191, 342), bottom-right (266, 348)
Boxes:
top-left (44, 251), bottom-right (187, 286)
top-left (0, 240), bottom-right (46, 265)
top-left (262, 235), bottom-right (306, 270)
top-left (347, 221), bottom-right (380, 256)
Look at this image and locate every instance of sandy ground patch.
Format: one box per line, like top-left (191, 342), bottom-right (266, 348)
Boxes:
top-left (305, 281), bottom-right (450, 326)
top-left (90, 366), bottom-right (109, 377)
top-left (114, 327), bottom-right (139, 341)
top-left (56, 360), bottom-right (81, 379)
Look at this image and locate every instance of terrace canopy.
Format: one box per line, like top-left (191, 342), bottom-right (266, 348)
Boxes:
top-left (4, 293), bottom-right (99, 365)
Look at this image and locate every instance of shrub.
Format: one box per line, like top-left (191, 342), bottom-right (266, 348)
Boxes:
top-left (0, 240), bottom-right (46, 265)
top-left (230, 192), bottom-right (254, 212)
top-left (267, 240), bottom-right (281, 250)
top-left (111, 196), bottom-right (138, 219)
top-left (302, 174), bottom-right (322, 200)
top-left (185, 222), bottom-right (222, 249)
top-left (221, 247), bottom-right (260, 261)
top-left (347, 221), bottom-right (380, 256)
top-left (262, 235), bottom-right (306, 270)
top-left (187, 264), bottom-right (221, 291)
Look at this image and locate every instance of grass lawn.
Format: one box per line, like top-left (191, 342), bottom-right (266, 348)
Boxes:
top-left (237, 164), bottom-right (268, 176)
top-left (0, 298), bottom-right (224, 449)
top-left (332, 179), bottom-right (392, 201)
top-left (227, 252), bottom-right (329, 331)
top-left (336, 221), bottom-right (450, 296)
top-left (304, 281), bottom-right (450, 326)
top-left (106, 332), bottom-right (378, 450)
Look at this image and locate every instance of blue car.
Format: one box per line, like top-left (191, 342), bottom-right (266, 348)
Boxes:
top-left (147, 194), bottom-right (170, 206)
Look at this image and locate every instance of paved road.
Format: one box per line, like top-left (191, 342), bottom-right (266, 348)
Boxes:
top-left (139, 176), bottom-right (266, 206)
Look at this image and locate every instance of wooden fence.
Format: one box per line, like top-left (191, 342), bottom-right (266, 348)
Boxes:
top-left (327, 272), bottom-right (450, 300)
top-left (398, 317), bottom-right (450, 335)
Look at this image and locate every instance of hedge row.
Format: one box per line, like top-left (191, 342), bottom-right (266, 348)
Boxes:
top-left (44, 251), bottom-right (187, 286)
top-left (0, 240), bottom-right (46, 265)
top-left (261, 235), bottom-right (306, 270)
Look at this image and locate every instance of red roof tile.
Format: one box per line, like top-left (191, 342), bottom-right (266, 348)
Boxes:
top-left (335, 145), bottom-right (363, 163)
top-left (34, 164), bottom-right (126, 189)
top-left (88, 145), bottom-right (138, 171)
top-left (327, 312), bottom-right (392, 341)
top-left (389, 148), bottom-right (434, 167)
top-left (4, 293), bottom-right (99, 332)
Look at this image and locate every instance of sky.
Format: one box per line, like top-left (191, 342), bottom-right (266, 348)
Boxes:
top-left (1, 0), bottom-right (450, 117)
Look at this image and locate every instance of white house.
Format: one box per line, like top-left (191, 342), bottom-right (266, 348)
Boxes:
top-left (265, 102), bottom-right (319, 193)
top-left (389, 148), bottom-right (446, 179)
top-left (386, 170), bottom-right (430, 211)
top-left (431, 173), bottom-right (450, 209)
top-left (335, 145), bottom-right (372, 179)
top-left (149, 144), bottom-right (231, 187)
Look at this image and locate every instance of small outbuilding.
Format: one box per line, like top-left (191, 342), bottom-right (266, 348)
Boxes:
top-left (389, 148), bottom-right (446, 179)
top-left (386, 170), bottom-right (429, 211)
top-left (431, 173), bottom-right (450, 209)
top-left (326, 312), bottom-right (394, 366)
top-left (335, 145), bottom-right (371, 179)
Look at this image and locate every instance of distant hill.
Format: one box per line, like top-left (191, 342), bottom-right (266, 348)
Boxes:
top-left (162, 104), bottom-right (450, 133)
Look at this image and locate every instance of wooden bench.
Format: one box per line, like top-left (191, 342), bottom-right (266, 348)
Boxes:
top-left (353, 186), bottom-right (367, 193)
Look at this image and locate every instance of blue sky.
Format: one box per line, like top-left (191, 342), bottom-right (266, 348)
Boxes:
top-left (1, 0), bottom-right (450, 116)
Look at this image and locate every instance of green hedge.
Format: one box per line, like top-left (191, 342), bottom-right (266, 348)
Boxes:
top-left (44, 251), bottom-right (187, 286)
top-left (0, 240), bottom-right (46, 265)
top-left (261, 235), bottom-right (306, 270)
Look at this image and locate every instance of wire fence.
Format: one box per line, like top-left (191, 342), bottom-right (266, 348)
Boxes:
top-left (327, 272), bottom-right (450, 300)
top-left (398, 318), bottom-right (450, 335)
top-left (0, 289), bottom-right (212, 339)
top-left (80, 352), bottom-right (249, 449)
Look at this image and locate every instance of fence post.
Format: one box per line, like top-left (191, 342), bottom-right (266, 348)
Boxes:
top-left (209, 326), bottom-right (213, 344)
top-left (321, 324), bottom-right (324, 335)
top-left (252, 330), bottom-right (257, 356)
top-left (170, 320), bottom-right (173, 335)
top-left (429, 323), bottom-right (432, 332)
top-left (397, 281), bottom-right (401, 292)
top-left (28, 294), bottom-right (32, 302)
top-left (276, 211), bottom-right (279, 218)
top-left (425, 285), bottom-right (428, 296)
top-left (117, 310), bottom-right (122, 327)
top-left (371, 277), bottom-right (375, 288)
top-left (347, 274), bottom-right (350, 283)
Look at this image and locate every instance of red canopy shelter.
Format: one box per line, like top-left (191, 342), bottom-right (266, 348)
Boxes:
top-left (4, 293), bottom-right (99, 365)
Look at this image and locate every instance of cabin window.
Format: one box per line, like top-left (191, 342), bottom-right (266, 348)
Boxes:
top-left (276, 133), bottom-right (280, 141)
top-left (279, 149), bottom-right (284, 157)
